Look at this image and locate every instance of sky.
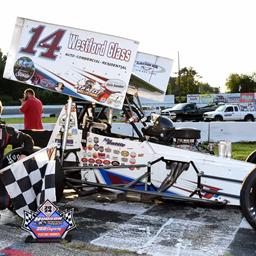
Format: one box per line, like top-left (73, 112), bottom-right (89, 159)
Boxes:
top-left (1, 0), bottom-right (256, 92)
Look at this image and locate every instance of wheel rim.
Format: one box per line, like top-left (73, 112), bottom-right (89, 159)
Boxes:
top-left (247, 184), bottom-right (256, 218)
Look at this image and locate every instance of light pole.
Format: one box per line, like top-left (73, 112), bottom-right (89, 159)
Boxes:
top-left (177, 51), bottom-right (181, 102)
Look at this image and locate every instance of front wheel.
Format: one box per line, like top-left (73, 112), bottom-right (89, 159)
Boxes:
top-left (240, 168), bottom-right (256, 229)
top-left (214, 115), bottom-right (223, 121)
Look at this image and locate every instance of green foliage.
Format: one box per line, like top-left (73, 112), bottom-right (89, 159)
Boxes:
top-left (1, 117), bottom-right (57, 124)
top-left (167, 67), bottom-right (220, 101)
top-left (225, 73), bottom-right (256, 93)
top-left (213, 142), bottom-right (256, 161)
top-left (0, 49), bottom-right (68, 105)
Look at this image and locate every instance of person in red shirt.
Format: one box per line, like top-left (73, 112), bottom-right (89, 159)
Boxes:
top-left (19, 88), bottom-right (43, 130)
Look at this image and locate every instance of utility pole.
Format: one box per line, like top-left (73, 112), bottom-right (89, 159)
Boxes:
top-left (177, 51), bottom-right (181, 103)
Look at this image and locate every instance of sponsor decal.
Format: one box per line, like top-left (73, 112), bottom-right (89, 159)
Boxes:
top-left (22, 200), bottom-right (75, 240)
top-left (121, 157), bottom-right (128, 163)
top-left (87, 144), bottom-right (93, 150)
top-left (99, 146), bottom-right (104, 152)
top-left (13, 57), bottom-right (35, 81)
top-left (112, 161), bottom-right (120, 166)
top-left (113, 150), bottom-right (120, 154)
top-left (103, 159), bottom-right (110, 165)
top-left (98, 153), bottom-right (106, 159)
top-left (81, 157), bottom-right (88, 162)
top-left (134, 61), bottom-right (165, 74)
top-left (105, 147), bottom-right (111, 153)
top-left (94, 144), bottom-right (99, 151)
top-left (121, 151), bottom-right (129, 157)
top-left (103, 138), bottom-right (125, 147)
top-left (88, 158), bottom-right (95, 164)
top-left (130, 152), bottom-right (137, 158)
top-left (93, 137), bottom-right (99, 143)
top-left (96, 159), bottom-right (103, 165)
top-left (129, 159), bottom-right (136, 164)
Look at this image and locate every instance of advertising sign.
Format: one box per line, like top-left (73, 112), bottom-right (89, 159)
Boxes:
top-left (187, 93), bottom-right (242, 104)
top-left (240, 93), bottom-right (255, 103)
top-left (3, 17), bottom-right (139, 109)
top-left (128, 52), bottom-right (173, 101)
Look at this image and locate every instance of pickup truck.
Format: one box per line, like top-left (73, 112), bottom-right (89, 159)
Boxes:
top-left (203, 104), bottom-right (256, 121)
top-left (161, 103), bottom-right (220, 122)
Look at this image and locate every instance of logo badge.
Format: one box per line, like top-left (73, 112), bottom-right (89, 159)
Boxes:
top-left (22, 200), bottom-right (76, 241)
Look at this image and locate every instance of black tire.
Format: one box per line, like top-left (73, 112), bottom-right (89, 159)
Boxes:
top-left (174, 128), bottom-right (201, 140)
top-left (214, 115), bottom-right (223, 121)
top-left (1, 147), bottom-right (64, 203)
top-left (244, 115), bottom-right (254, 122)
top-left (246, 150), bottom-right (256, 164)
top-left (240, 168), bottom-right (256, 229)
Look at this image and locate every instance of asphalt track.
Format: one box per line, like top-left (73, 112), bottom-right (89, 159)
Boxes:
top-left (0, 190), bottom-right (255, 256)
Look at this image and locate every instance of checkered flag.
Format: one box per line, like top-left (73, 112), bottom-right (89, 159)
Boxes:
top-left (22, 210), bottom-right (37, 231)
top-left (60, 209), bottom-right (76, 231)
top-left (0, 145), bottom-right (57, 217)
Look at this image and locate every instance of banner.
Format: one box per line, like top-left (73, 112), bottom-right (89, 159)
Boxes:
top-left (128, 52), bottom-right (173, 101)
top-left (3, 17), bottom-right (139, 109)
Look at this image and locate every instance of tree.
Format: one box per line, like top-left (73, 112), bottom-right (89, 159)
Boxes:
top-left (225, 73), bottom-right (256, 93)
top-left (167, 66), bottom-right (219, 96)
top-left (198, 82), bottom-right (219, 94)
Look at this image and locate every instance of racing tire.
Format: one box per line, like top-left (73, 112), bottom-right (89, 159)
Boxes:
top-left (240, 168), bottom-right (256, 229)
top-left (174, 128), bottom-right (201, 140)
top-left (214, 115), bottom-right (223, 121)
top-left (244, 115), bottom-right (255, 122)
top-left (1, 147), bottom-right (64, 207)
top-left (246, 150), bottom-right (256, 164)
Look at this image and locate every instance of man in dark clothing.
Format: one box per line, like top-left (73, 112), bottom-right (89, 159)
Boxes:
top-left (0, 100), bottom-right (34, 166)
top-left (19, 88), bottom-right (43, 129)
top-left (0, 100), bottom-right (35, 210)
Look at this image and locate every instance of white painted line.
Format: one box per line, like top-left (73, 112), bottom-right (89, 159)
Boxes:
top-left (239, 218), bottom-right (253, 229)
top-left (137, 218), bottom-right (175, 254)
top-left (91, 215), bottom-right (241, 256)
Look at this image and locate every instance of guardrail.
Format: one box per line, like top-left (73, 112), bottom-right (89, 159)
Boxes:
top-left (9, 121), bottom-right (256, 143)
top-left (1, 105), bottom-right (63, 118)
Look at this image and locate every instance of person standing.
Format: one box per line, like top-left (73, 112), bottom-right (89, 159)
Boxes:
top-left (20, 88), bottom-right (43, 129)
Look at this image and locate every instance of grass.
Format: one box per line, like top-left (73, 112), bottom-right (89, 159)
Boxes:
top-left (230, 142), bottom-right (256, 161)
top-left (1, 117), bottom-right (57, 124)
top-left (212, 142), bottom-right (256, 161)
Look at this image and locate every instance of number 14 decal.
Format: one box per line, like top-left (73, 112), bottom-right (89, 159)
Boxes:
top-left (21, 25), bottom-right (66, 60)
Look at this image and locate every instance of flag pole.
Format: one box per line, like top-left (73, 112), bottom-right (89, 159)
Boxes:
top-left (61, 96), bottom-right (73, 164)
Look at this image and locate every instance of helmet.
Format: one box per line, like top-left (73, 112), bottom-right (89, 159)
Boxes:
top-left (142, 115), bottom-right (175, 142)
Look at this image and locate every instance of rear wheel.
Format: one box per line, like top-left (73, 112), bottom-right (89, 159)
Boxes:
top-left (240, 168), bottom-right (256, 229)
top-left (244, 115), bottom-right (254, 122)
